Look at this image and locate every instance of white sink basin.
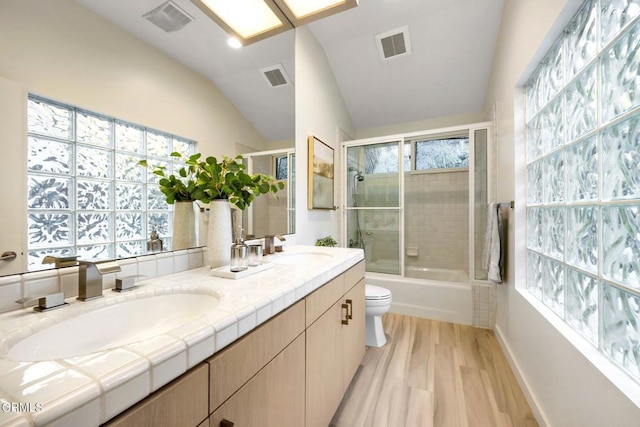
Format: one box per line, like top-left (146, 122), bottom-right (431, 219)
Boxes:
top-left (272, 251), bottom-right (333, 265)
top-left (5, 293), bottom-right (220, 362)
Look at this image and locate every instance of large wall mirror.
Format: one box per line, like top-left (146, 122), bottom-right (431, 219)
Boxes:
top-left (0, 0), bottom-right (294, 275)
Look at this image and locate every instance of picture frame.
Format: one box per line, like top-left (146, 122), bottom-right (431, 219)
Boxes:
top-left (307, 135), bottom-right (335, 210)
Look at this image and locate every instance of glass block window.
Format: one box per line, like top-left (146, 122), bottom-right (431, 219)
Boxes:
top-left (525, 0), bottom-right (640, 383)
top-left (27, 95), bottom-right (195, 269)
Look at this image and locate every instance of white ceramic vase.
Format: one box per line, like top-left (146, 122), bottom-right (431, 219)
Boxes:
top-left (207, 199), bottom-right (233, 268)
top-left (172, 201), bottom-right (197, 251)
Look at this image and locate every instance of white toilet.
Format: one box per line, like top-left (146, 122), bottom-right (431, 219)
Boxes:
top-left (365, 284), bottom-right (392, 347)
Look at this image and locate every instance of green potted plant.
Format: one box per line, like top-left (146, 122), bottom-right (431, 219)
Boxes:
top-left (139, 152), bottom-right (283, 208)
top-left (140, 152), bottom-right (284, 264)
top-left (315, 236), bottom-right (338, 247)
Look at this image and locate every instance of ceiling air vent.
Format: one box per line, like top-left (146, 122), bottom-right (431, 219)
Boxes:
top-left (260, 64), bottom-right (291, 88)
top-left (375, 25), bottom-right (412, 61)
top-left (143, 1), bottom-right (194, 33)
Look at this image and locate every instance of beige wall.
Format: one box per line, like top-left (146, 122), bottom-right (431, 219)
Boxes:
top-left (0, 0), bottom-right (266, 153)
top-left (294, 27), bottom-right (355, 245)
top-left (0, 0), bottom-right (267, 273)
top-left (484, 0), bottom-right (640, 425)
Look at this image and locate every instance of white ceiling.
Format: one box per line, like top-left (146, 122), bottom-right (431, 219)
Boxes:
top-left (74, 0), bottom-right (504, 143)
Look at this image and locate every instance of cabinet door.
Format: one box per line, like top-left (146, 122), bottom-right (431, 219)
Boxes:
top-left (104, 363), bottom-right (208, 427)
top-left (208, 300), bottom-right (305, 411)
top-left (343, 279), bottom-right (366, 389)
top-left (306, 299), bottom-right (346, 427)
top-left (210, 334), bottom-right (305, 427)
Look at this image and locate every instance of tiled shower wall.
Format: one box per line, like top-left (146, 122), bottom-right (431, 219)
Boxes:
top-left (473, 282), bottom-right (497, 328)
top-left (404, 171), bottom-right (469, 272)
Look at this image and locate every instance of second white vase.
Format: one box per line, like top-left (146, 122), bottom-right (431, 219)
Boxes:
top-left (207, 199), bottom-right (233, 268)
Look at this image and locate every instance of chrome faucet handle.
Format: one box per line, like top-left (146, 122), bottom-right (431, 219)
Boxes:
top-left (112, 275), bottom-right (142, 293)
top-left (15, 292), bottom-right (68, 312)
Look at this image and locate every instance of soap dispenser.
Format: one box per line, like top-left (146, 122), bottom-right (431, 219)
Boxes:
top-left (230, 228), bottom-right (249, 272)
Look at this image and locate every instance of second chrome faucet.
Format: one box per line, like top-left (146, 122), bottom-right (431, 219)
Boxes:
top-left (78, 260), bottom-right (121, 301)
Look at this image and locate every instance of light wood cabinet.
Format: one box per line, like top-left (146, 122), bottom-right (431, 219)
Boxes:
top-left (306, 297), bottom-right (345, 427)
top-left (306, 262), bottom-right (365, 427)
top-left (103, 363), bottom-right (208, 427)
top-left (343, 279), bottom-right (366, 387)
top-left (103, 261), bottom-right (365, 427)
top-left (210, 334), bottom-right (306, 427)
top-left (208, 300), bottom-right (305, 412)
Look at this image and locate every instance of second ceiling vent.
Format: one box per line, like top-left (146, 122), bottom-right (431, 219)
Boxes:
top-left (260, 64), bottom-right (291, 88)
top-left (143, 1), bottom-right (194, 33)
top-left (375, 25), bottom-right (412, 61)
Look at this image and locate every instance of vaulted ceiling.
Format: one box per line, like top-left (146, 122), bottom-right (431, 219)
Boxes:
top-left (75, 0), bottom-right (504, 143)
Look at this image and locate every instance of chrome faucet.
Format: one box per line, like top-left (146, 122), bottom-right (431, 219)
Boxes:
top-left (264, 234), bottom-right (287, 255)
top-left (78, 260), bottom-right (121, 301)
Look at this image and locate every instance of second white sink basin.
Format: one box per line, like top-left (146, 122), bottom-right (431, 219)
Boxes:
top-left (5, 293), bottom-right (220, 362)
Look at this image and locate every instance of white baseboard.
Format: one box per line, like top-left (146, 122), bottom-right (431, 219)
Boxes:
top-left (493, 324), bottom-right (549, 427)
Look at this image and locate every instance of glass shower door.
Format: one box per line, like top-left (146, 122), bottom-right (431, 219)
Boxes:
top-left (345, 141), bottom-right (402, 275)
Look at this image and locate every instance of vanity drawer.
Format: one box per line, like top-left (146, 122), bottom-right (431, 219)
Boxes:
top-left (305, 261), bottom-right (364, 327)
top-left (103, 363), bottom-right (208, 427)
top-left (305, 274), bottom-right (345, 327)
top-left (210, 334), bottom-right (305, 427)
top-left (344, 261), bottom-right (365, 290)
top-left (208, 299), bottom-right (305, 412)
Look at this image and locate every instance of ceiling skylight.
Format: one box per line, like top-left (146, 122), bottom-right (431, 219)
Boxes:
top-left (190, 0), bottom-right (358, 46)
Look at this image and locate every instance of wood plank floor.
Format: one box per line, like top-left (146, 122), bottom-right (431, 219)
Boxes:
top-left (330, 313), bottom-right (538, 427)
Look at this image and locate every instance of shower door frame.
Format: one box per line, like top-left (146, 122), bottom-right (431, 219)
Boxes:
top-left (342, 138), bottom-right (406, 276)
top-left (341, 122), bottom-right (492, 281)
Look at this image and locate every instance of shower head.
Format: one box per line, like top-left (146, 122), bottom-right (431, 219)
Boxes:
top-left (348, 166), bottom-right (364, 182)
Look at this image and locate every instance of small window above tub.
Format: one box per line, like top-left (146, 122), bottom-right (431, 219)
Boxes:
top-left (413, 136), bottom-right (469, 171)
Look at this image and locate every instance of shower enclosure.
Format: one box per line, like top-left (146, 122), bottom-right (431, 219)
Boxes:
top-left (342, 123), bottom-right (490, 284)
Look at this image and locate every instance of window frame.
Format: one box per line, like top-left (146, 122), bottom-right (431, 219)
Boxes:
top-left (521, 0), bottom-right (640, 399)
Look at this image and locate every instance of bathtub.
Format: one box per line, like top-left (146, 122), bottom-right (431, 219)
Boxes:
top-left (366, 266), bottom-right (472, 325)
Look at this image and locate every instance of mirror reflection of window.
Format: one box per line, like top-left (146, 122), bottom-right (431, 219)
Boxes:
top-left (275, 155), bottom-right (288, 180)
top-left (241, 150), bottom-right (294, 238)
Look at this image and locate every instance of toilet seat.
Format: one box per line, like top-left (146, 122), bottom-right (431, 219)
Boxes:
top-left (365, 284), bottom-right (392, 300)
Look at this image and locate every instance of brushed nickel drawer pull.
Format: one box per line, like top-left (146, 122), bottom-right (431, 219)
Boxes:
top-left (341, 303), bottom-right (349, 325)
top-left (346, 299), bottom-right (353, 319)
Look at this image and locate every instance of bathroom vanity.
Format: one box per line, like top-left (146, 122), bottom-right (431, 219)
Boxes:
top-left (0, 246), bottom-right (364, 427)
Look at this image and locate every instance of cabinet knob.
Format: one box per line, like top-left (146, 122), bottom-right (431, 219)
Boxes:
top-left (346, 299), bottom-right (353, 319)
top-left (341, 303), bottom-right (349, 325)
top-left (220, 419), bottom-right (235, 427)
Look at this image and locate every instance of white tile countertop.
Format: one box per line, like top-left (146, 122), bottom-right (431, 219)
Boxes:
top-left (0, 246), bottom-right (363, 427)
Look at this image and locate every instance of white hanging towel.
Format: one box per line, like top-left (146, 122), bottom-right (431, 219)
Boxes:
top-left (482, 203), bottom-right (504, 284)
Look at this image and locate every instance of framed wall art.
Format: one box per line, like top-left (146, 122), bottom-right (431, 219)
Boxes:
top-left (307, 135), bottom-right (335, 209)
